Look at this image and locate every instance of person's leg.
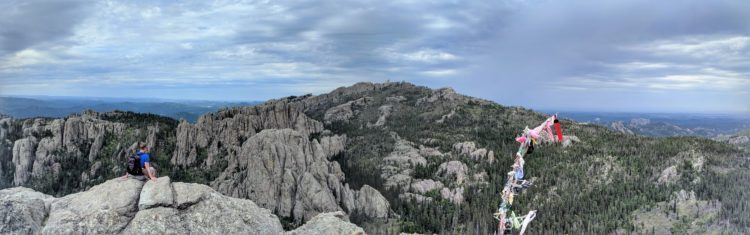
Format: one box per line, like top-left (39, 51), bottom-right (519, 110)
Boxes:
top-left (148, 167), bottom-right (157, 178)
top-left (141, 167), bottom-right (158, 179)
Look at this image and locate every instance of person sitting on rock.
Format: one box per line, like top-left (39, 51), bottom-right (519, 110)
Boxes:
top-left (121, 143), bottom-right (157, 181)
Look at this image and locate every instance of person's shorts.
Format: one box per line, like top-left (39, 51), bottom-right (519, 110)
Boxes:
top-left (129, 167), bottom-right (157, 181)
top-left (128, 174), bottom-right (147, 181)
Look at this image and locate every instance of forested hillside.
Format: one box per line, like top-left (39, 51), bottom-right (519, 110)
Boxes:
top-left (1, 82), bottom-right (747, 234)
top-left (299, 82), bottom-right (749, 234)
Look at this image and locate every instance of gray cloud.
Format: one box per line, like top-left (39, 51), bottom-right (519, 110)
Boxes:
top-left (0, 0), bottom-right (748, 113)
top-left (0, 0), bottom-right (90, 54)
top-left (458, 0), bottom-right (750, 112)
top-left (226, 1), bottom-right (510, 76)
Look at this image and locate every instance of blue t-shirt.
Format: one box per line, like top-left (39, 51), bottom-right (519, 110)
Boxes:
top-left (137, 151), bottom-right (150, 168)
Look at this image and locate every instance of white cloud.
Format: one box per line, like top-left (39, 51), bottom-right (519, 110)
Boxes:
top-left (382, 48), bottom-right (459, 63)
top-left (1, 49), bottom-right (60, 70)
top-left (633, 35), bottom-right (750, 60)
top-left (179, 43), bottom-right (193, 50)
top-left (607, 62), bottom-right (673, 70)
top-left (561, 71), bottom-right (749, 91)
top-left (572, 35), bottom-right (750, 94)
top-left (421, 69), bottom-right (458, 77)
top-left (424, 15), bottom-right (456, 30)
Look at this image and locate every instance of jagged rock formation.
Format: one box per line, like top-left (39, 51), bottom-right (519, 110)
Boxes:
top-left (0, 89), bottom-right (396, 227)
top-left (369, 105), bottom-right (392, 127)
top-left (212, 128), bottom-right (353, 222)
top-left (323, 97), bottom-right (372, 124)
top-left (439, 187), bottom-right (465, 204)
top-left (172, 100), bottom-right (390, 224)
top-left (657, 165), bottom-right (679, 184)
top-left (452, 141), bottom-right (494, 163)
top-left (410, 179), bottom-right (444, 194)
top-left (381, 138), bottom-right (427, 190)
top-left (0, 111), bottom-right (170, 193)
top-left (0, 178), bottom-right (365, 235)
top-left (416, 87), bottom-right (490, 107)
top-left (437, 161), bottom-right (469, 185)
top-left (170, 100), bottom-right (325, 168)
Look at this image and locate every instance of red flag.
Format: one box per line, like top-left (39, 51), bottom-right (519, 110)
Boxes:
top-left (554, 119), bottom-right (563, 141)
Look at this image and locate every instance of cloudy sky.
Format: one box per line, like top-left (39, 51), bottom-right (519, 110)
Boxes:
top-left (1, 0), bottom-right (748, 113)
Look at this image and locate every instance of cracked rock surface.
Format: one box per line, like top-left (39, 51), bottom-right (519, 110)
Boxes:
top-left (0, 177), bottom-right (366, 235)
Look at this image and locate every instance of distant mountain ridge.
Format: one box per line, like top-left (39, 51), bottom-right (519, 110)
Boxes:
top-left (0, 96), bottom-right (261, 122)
top-left (558, 111), bottom-right (750, 138)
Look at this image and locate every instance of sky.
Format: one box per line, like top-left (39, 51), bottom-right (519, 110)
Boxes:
top-left (0, 0), bottom-right (749, 114)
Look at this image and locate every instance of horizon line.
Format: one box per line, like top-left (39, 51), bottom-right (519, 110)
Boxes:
top-left (3, 94), bottom-right (748, 116)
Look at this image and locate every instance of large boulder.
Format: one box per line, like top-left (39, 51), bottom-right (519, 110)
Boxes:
top-left (42, 178), bottom-right (145, 234)
top-left (173, 182), bottom-right (213, 209)
top-left (354, 185), bottom-right (390, 219)
top-left (1, 179), bottom-right (366, 234)
top-left (288, 211), bottom-right (365, 235)
top-left (124, 182), bottom-right (285, 235)
top-left (0, 187), bottom-right (54, 234)
top-left (138, 177), bottom-right (174, 210)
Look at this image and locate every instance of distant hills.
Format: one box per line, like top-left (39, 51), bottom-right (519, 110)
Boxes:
top-left (3, 96), bottom-right (747, 138)
top-left (0, 96), bottom-right (261, 122)
top-left (557, 111), bottom-right (750, 138)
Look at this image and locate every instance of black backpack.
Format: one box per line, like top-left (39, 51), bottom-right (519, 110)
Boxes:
top-left (127, 153), bottom-right (143, 175)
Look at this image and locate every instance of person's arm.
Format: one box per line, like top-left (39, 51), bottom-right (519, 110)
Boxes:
top-left (144, 162), bottom-right (157, 181)
top-left (121, 172), bottom-right (129, 180)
